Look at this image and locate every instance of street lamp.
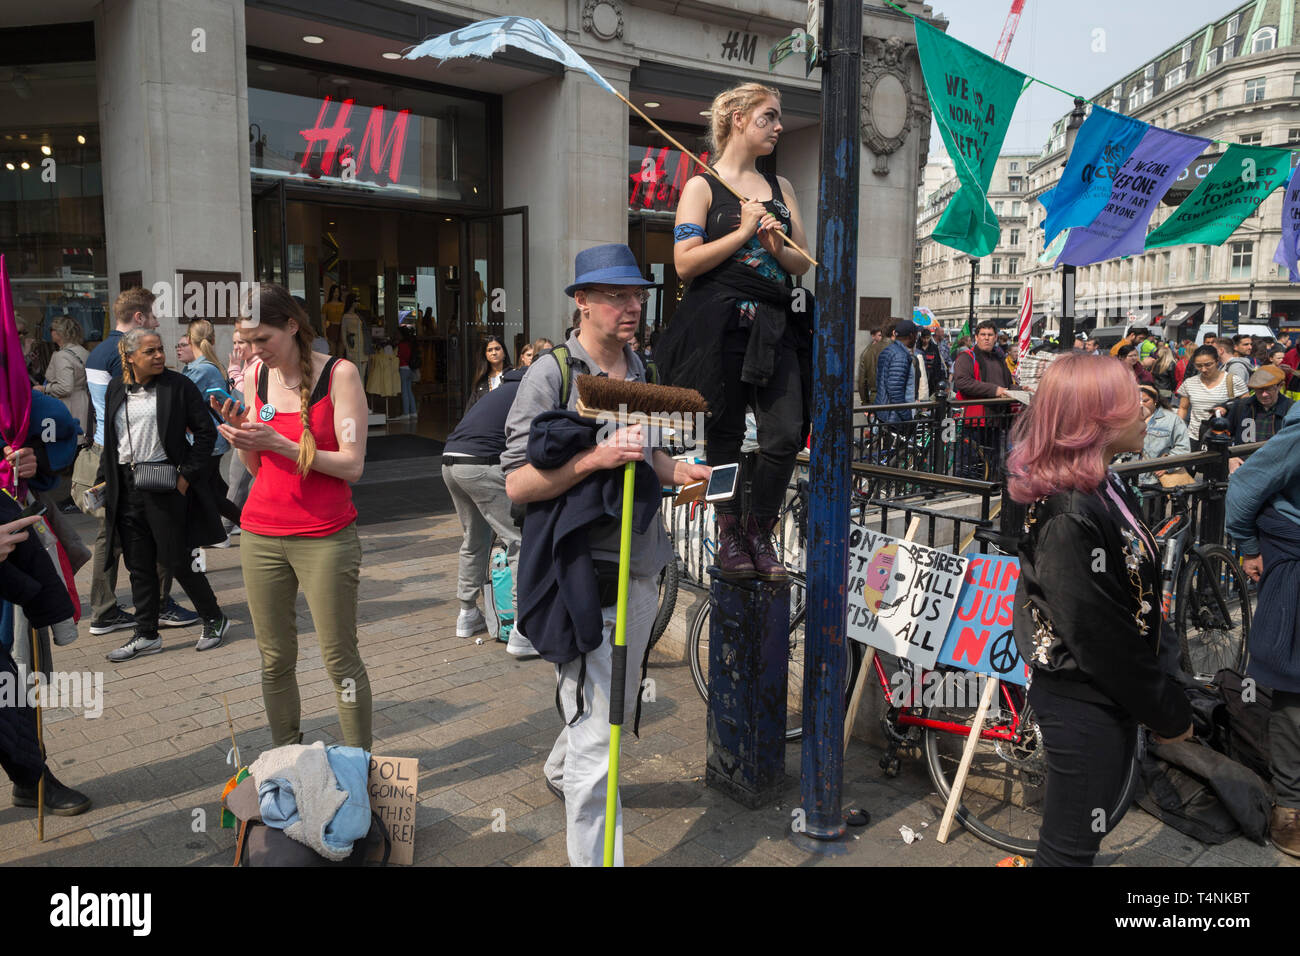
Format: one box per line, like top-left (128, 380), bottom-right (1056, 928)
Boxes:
top-left (1058, 98), bottom-right (1087, 348)
top-left (1249, 279), bottom-right (1256, 321)
top-left (968, 258), bottom-right (979, 329)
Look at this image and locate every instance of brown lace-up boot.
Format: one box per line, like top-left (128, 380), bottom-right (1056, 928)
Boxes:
top-left (715, 513), bottom-right (756, 578)
top-left (745, 514), bottom-right (789, 581)
top-left (1272, 805), bottom-right (1300, 858)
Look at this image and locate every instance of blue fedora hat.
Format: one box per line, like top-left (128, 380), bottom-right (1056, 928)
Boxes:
top-left (565, 244), bottom-right (655, 297)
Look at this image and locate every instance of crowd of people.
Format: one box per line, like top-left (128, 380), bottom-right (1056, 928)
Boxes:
top-left (3, 72), bottom-right (1299, 868)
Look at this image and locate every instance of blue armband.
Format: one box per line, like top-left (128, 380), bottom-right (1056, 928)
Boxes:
top-left (674, 223), bottom-right (706, 243)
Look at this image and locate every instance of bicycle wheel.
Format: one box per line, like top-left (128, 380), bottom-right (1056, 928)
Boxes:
top-left (922, 680), bottom-right (1141, 856)
top-left (1175, 543), bottom-right (1251, 682)
top-left (950, 436), bottom-right (990, 481)
top-left (688, 573), bottom-right (814, 741)
top-left (648, 556), bottom-right (680, 652)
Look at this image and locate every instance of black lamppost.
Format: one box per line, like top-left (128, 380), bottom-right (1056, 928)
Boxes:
top-left (968, 258), bottom-right (979, 328)
top-left (1249, 279), bottom-right (1256, 321)
top-left (1058, 98), bottom-right (1088, 348)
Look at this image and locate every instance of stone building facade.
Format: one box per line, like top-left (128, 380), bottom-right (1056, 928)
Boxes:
top-left (1024, 0), bottom-right (1300, 335)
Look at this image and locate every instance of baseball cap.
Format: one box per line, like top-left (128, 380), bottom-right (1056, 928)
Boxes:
top-left (894, 319), bottom-right (919, 338)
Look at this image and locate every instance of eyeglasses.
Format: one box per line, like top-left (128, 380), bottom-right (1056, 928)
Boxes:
top-left (586, 288), bottom-right (650, 306)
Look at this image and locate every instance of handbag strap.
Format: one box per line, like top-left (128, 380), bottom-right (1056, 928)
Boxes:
top-left (122, 385), bottom-right (136, 471)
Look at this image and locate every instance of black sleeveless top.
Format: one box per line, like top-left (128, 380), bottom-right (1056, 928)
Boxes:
top-left (702, 171), bottom-right (792, 245)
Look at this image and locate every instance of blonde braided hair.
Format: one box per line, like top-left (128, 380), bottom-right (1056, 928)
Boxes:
top-left (242, 283), bottom-right (319, 476)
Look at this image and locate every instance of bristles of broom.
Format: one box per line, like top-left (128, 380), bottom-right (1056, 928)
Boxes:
top-left (574, 375), bottom-right (708, 427)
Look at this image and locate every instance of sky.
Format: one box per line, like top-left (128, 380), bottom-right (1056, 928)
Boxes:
top-left (925, 0), bottom-right (1240, 158)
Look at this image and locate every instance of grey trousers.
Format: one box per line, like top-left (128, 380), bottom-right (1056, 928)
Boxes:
top-left (223, 449), bottom-right (253, 531)
top-left (441, 461), bottom-right (520, 611)
top-left (544, 574), bottom-right (657, 867)
top-left (1271, 690), bottom-right (1300, 808)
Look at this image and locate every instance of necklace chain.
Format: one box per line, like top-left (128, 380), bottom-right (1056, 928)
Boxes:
top-left (275, 368), bottom-right (302, 390)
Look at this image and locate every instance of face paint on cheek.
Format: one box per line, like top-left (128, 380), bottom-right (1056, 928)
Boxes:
top-left (754, 116), bottom-right (768, 129)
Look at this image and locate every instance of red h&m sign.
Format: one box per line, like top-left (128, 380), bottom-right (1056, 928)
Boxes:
top-left (628, 145), bottom-right (711, 212)
top-left (299, 97), bottom-right (412, 183)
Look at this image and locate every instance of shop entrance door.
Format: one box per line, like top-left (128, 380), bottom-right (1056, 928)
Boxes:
top-left (252, 180), bottom-right (287, 285)
top-left (457, 207), bottom-right (528, 419)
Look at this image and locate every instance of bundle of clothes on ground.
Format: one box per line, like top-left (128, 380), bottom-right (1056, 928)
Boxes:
top-left (226, 741), bottom-right (382, 865)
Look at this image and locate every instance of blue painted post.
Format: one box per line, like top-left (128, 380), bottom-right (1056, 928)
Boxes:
top-left (800, 0), bottom-right (861, 841)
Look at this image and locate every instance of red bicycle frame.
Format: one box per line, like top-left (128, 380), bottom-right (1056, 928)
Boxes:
top-left (870, 652), bottom-right (1022, 743)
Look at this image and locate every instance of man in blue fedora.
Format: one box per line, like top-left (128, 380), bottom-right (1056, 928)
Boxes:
top-left (502, 244), bottom-right (710, 865)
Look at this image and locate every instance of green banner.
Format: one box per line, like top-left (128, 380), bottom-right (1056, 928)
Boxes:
top-left (915, 19), bottom-right (1027, 257)
top-left (1145, 144), bottom-right (1294, 248)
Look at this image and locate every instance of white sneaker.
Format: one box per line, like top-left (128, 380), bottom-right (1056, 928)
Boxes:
top-left (456, 607), bottom-right (486, 638)
top-left (211, 535), bottom-right (233, 549)
top-left (506, 628), bottom-right (540, 660)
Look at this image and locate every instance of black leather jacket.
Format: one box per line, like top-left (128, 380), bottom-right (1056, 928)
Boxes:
top-left (1012, 472), bottom-right (1192, 737)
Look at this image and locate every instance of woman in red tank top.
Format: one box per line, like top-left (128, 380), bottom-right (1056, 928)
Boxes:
top-left (212, 283), bottom-right (373, 749)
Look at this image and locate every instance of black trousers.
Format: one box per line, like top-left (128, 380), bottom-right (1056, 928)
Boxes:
top-left (115, 468), bottom-right (220, 637)
top-left (706, 331), bottom-right (808, 518)
top-left (1030, 683), bottom-right (1137, 867)
top-left (197, 454), bottom-right (242, 527)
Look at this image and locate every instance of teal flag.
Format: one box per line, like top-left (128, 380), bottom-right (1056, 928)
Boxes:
top-left (915, 19), bottom-right (1027, 257)
top-left (1145, 144), bottom-right (1294, 249)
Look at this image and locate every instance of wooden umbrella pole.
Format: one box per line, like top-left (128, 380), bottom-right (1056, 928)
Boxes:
top-left (611, 88), bottom-right (819, 268)
top-left (31, 626), bottom-right (44, 842)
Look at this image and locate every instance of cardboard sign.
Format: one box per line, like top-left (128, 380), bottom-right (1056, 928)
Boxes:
top-left (936, 553), bottom-right (1030, 685)
top-left (845, 526), bottom-right (968, 668)
top-left (367, 755), bottom-right (418, 865)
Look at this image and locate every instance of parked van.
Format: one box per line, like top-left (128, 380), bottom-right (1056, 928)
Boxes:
top-left (1194, 324), bottom-right (1275, 345)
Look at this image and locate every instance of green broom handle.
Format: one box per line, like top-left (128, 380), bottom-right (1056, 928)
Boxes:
top-left (603, 459), bottom-right (636, 867)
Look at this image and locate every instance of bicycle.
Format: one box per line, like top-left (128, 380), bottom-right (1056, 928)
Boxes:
top-left (1145, 480), bottom-right (1251, 682)
top-left (865, 649), bottom-right (1143, 856)
top-left (860, 418), bottom-right (990, 501)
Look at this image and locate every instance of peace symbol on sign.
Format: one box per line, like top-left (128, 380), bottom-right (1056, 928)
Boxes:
top-left (989, 630), bottom-right (1019, 675)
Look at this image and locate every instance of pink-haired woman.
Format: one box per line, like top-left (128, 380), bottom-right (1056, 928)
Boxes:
top-left (1007, 352), bottom-right (1193, 867)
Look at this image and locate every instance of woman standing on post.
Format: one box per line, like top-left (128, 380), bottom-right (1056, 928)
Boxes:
top-left (1007, 353), bottom-right (1192, 866)
top-left (97, 330), bottom-right (231, 661)
top-left (215, 283), bottom-right (372, 749)
top-left (656, 82), bottom-right (811, 580)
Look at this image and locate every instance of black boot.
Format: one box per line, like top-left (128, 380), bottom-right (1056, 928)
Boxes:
top-left (715, 513), bottom-right (756, 579)
top-left (12, 770), bottom-right (92, 816)
top-left (745, 514), bottom-right (789, 581)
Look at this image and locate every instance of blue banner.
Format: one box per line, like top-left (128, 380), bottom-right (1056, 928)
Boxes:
top-left (405, 16), bottom-right (618, 95)
top-left (935, 553), bottom-right (1028, 685)
top-left (1274, 163), bottom-right (1300, 283)
top-left (1054, 126), bottom-right (1209, 267)
top-left (1040, 107), bottom-right (1148, 246)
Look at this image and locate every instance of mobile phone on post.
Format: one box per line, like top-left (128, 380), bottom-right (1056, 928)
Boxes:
top-left (704, 462), bottom-right (739, 503)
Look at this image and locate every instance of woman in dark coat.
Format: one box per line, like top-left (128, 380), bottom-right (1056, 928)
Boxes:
top-left (96, 329), bottom-right (230, 662)
top-left (1008, 352), bottom-right (1193, 867)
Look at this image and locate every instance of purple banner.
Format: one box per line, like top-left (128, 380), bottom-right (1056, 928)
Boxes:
top-left (1274, 163), bottom-right (1300, 283)
top-left (1055, 126), bottom-right (1209, 267)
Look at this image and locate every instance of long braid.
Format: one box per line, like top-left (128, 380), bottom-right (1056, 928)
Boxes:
top-left (295, 331), bottom-right (317, 476)
top-left (119, 337), bottom-right (135, 386)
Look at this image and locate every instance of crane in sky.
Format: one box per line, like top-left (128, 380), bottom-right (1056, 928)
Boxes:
top-left (993, 0), bottom-right (1027, 63)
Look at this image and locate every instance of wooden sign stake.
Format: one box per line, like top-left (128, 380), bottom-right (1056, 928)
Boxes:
top-left (936, 674), bottom-right (999, 844)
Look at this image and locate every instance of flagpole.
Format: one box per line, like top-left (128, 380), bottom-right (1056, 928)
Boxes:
top-left (611, 88), bottom-right (819, 268)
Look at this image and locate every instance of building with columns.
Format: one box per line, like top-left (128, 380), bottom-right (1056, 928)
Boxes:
top-left (1023, 0), bottom-right (1300, 338)
top-left (1, 0), bottom-right (942, 436)
top-left (915, 153), bottom-right (1037, 331)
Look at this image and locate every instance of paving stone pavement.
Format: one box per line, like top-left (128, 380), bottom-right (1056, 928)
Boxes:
top-left (3, 485), bottom-right (1294, 868)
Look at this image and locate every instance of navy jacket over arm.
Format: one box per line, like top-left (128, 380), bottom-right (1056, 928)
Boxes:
top-left (516, 410), bottom-right (662, 664)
